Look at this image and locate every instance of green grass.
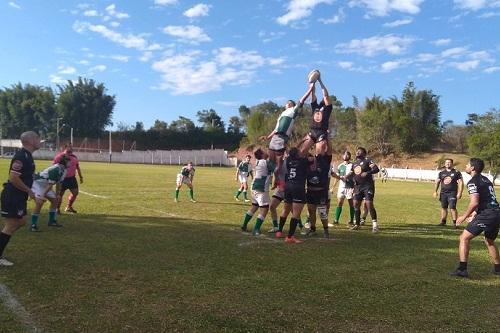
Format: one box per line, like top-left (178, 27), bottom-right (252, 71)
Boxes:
top-left (0, 160), bottom-right (499, 332)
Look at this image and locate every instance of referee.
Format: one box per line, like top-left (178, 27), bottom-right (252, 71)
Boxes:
top-left (0, 131), bottom-right (40, 266)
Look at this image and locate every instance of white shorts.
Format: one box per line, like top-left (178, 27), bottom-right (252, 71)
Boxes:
top-left (272, 188), bottom-right (284, 201)
top-left (251, 190), bottom-right (270, 207)
top-left (337, 186), bottom-right (354, 200)
top-left (176, 174), bottom-right (192, 187)
top-left (238, 174), bottom-right (248, 183)
top-left (32, 181), bottom-right (57, 200)
top-left (269, 135), bottom-right (286, 152)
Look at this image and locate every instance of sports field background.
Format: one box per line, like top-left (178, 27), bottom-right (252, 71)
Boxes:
top-left (1, 160), bottom-right (499, 332)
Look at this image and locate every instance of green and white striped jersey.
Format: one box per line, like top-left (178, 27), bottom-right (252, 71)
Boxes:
top-left (337, 162), bottom-right (354, 188)
top-left (251, 159), bottom-right (274, 192)
top-left (237, 161), bottom-right (252, 176)
top-left (274, 104), bottom-right (301, 138)
top-left (33, 164), bottom-right (66, 185)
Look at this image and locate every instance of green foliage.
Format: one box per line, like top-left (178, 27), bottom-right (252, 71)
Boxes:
top-left (227, 116), bottom-right (243, 134)
top-left (169, 116), bottom-right (195, 132)
top-left (0, 83), bottom-right (56, 139)
top-left (56, 77), bottom-right (115, 137)
top-left (357, 95), bottom-right (394, 156)
top-left (196, 109), bottom-right (225, 131)
top-left (441, 123), bottom-right (468, 153)
top-left (466, 109), bottom-right (500, 179)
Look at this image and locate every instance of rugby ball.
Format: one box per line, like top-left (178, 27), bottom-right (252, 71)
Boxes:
top-left (308, 69), bottom-right (321, 83)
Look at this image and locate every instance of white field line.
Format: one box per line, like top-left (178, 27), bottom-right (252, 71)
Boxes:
top-left (0, 283), bottom-right (42, 333)
top-left (79, 190), bottom-right (109, 199)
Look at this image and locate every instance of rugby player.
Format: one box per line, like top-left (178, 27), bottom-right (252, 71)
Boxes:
top-left (235, 154), bottom-right (253, 202)
top-left (174, 162), bottom-right (196, 203)
top-left (54, 144), bottom-right (83, 213)
top-left (0, 131), bottom-right (40, 266)
top-left (330, 150), bottom-right (355, 226)
top-left (30, 156), bottom-right (70, 231)
top-left (305, 144), bottom-right (333, 239)
top-left (451, 158), bottom-right (500, 278)
top-left (434, 158), bottom-right (463, 228)
top-left (349, 147), bottom-right (380, 232)
top-left (240, 148), bottom-right (274, 236)
top-left (261, 84), bottom-right (314, 189)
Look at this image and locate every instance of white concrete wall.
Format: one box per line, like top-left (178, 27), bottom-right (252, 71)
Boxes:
top-left (383, 167), bottom-right (499, 185)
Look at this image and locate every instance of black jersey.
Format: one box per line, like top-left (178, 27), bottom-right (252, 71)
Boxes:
top-left (307, 154), bottom-right (332, 189)
top-left (352, 157), bottom-right (379, 186)
top-left (310, 100), bottom-right (333, 131)
top-left (285, 157), bottom-right (309, 186)
top-left (466, 174), bottom-right (499, 213)
top-left (437, 168), bottom-right (462, 193)
top-left (5, 148), bottom-right (35, 190)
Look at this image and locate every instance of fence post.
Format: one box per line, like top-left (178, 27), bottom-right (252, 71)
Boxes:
top-left (160, 151), bottom-right (163, 164)
top-left (178, 155), bottom-right (181, 165)
top-left (211, 159), bottom-right (213, 167)
top-left (169, 154), bottom-right (172, 165)
top-left (203, 156), bottom-right (205, 166)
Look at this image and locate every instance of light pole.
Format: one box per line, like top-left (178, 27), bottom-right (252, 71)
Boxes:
top-left (56, 117), bottom-right (64, 151)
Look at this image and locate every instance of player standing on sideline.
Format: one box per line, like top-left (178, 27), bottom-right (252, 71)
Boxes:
top-left (30, 156), bottom-right (70, 231)
top-left (174, 162), bottom-right (196, 203)
top-left (349, 147), bottom-right (380, 232)
top-left (54, 144), bottom-right (83, 213)
top-left (331, 150), bottom-right (355, 226)
top-left (299, 73), bottom-right (333, 156)
top-left (380, 166), bottom-right (388, 183)
top-left (234, 155), bottom-right (253, 202)
top-left (282, 147), bottom-right (309, 244)
top-left (0, 131), bottom-right (40, 266)
top-left (240, 148), bottom-right (274, 236)
top-left (261, 84), bottom-right (314, 189)
top-left (434, 158), bottom-right (463, 228)
top-left (450, 158), bottom-right (500, 278)
top-left (305, 143), bottom-right (333, 239)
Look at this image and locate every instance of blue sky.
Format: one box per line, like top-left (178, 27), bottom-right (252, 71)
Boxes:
top-left (1, 0), bottom-right (499, 129)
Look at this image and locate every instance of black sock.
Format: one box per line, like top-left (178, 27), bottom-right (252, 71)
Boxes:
top-left (278, 216), bottom-right (287, 232)
top-left (441, 219), bottom-right (446, 224)
top-left (458, 262), bottom-right (468, 271)
top-left (288, 218), bottom-right (298, 237)
top-left (452, 220), bottom-right (457, 225)
top-left (0, 232), bottom-right (12, 257)
top-left (354, 209), bottom-right (361, 226)
top-left (311, 226), bottom-right (316, 232)
top-left (370, 208), bottom-right (377, 220)
top-left (494, 264), bottom-right (500, 272)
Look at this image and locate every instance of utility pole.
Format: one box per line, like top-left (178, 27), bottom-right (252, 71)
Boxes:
top-left (56, 117), bottom-right (63, 151)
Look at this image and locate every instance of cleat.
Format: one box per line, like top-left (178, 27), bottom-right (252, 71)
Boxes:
top-left (438, 221), bottom-right (446, 226)
top-left (360, 218), bottom-right (365, 226)
top-left (285, 236), bottom-right (303, 244)
top-left (372, 226), bottom-right (379, 233)
top-left (323, 231), bottom-right (330, 239)
top-left (275, 231), bottom-right (284, 238)
top-left (0, 257), bottom-right (14, 267)
top-left (348, 221), bottom-right (354, 226)
top-left (300, 228), bottom-right (308, 236)
top-left (65, 207), bottom-right (77, 213)
top-left (30, 225), bottom-right (41, 232)
top-left (450, 269), bottom-right (468, 278)
top-left (190, 199), bottom-right (197, 203)
top-left (305, 229), bottom-right (317, 237)
top-left (252, 230), bottom-right (261, 237)
top-left (327, 222), bottom-right (334, 227)
top-left (333, 220), bottom-right (339, 225)
top-left (48, 221), bottom-right (63, 227)
top-left (234, 196), bottom-right (240, 201)
top-left (241, 226), bottom-right (249, 232)
top-left (304, 222), bottom-right (311, 229)
top-left (174, 198), bottom-right (179, 203)
top-left (244, 199), bottom-right (250, 203)
top-left (350, 224), bottom-right (360, 230)
top-left (267, 227), bottom-right (278, 233)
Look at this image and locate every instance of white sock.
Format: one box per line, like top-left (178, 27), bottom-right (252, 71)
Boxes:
top-left (372, 220), bottom-right (378, 228)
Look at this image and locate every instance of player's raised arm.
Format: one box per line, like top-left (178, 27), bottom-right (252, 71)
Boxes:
top-left (317, 77), bottom-right (331, 106)
top-left (298, 82), bottom-right (315, 107)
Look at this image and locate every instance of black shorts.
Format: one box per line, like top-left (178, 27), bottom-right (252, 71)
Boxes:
top-left (1, 185), bottom-right (28, 219)
top-left (306, 189), bottom-right (329, 205)
top-left (61, 176), bottom-right (78, 192)
top-left (308, 129), bottom-right (328, 143)
top-left (465, 208), bottom-right (500, 240)
top-left (284, 183), bottom-right (306, 204)
top-left (440, 192), bottom-right (457, 209)
top-left (353, 185), bottom-right (375, 202)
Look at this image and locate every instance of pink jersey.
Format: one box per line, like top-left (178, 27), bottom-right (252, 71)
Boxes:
top-left (53, 152), bottom-right (79, 177)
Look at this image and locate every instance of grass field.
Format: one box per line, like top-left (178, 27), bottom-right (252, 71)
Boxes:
top-left (0, 159), bottom-right (499, 332)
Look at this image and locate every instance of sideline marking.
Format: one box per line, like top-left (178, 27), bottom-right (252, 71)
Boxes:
top-left (79, 190), bottom-right (109, 199)
top-left (0, 283), bottom-right (42, 333)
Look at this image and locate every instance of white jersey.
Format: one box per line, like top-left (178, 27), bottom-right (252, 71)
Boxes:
top-left (251, 159), bottom-right (274, 192)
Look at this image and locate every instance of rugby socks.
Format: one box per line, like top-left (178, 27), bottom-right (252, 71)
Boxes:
top-left (458, 262), bottom-right (468, 271)
top-left (278, 216), bottom-right (287, 232)
top-left (48, 209), bottom-right (57, 223)
top-left (175, 189), bottom-right (180, 199)
top-left (254, 215), bottom-right (264, 233)
top-left (335, 206), bottom-right (342, 222)
top-left (349, 206), bottom-right (355, 223)
top-left (243, 191), bottom-right (248, 200)
top-left (242, 212), bottom-right (253, 229)
top-left (354, 208), bottom-right (361, 226)
top-left (31, 213), bottom-right (40, 227)
top-left (452, 219), bottom-right (457, 225)
top-left (235, 190), bottom-right (242, 198)
top-left (272, 219), bottom-right (279, 229)
top-left (372, 220), bottom-right (378, 229)
top-left (288, 218), bottom-right (299, 237)
top-left (189, 189), bottom-right (194, 200)
top-left (68, 194), bottom-right (77, 207)
top-left (0, 232), bottom-right (11, 257)
top-left (297, 219), bottom-right (304, 229)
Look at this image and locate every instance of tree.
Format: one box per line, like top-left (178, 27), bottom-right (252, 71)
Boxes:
top-left (196, 109), bottom-right (224, 131)
top-left (466, 109), bottom-right (500, 181)
top-left (441, 122), bottom-right (468, 153)
top-left (151, 119), bottom-right (168, 132)
top-left (0, 83), bottom-right (56, 139)
top-left (133, 121), bottom-right (144, 132)
top-left (228, 116), bottom-right (243, 134)
top-left (169, 116), bottom-right (195, 132)
top-left (116, 121), bottom-right (131, 131)
top-left (357, 96), bottom-right (394, 156)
